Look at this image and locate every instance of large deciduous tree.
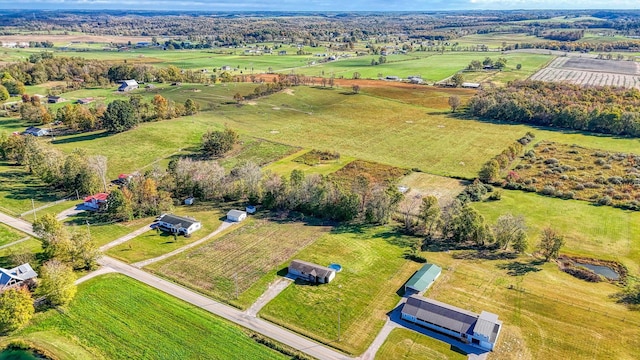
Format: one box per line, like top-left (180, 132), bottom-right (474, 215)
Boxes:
top-left (0, 287), bottom-right (34, 334)
top-left (493, 213), bottom-right (528, 253)
top-left (448, 95), bottom-right (461, 113)
top-left (538, 227), bottom-right (565, 261)
top-left (103, 100), bottom-right (137, 133)
top-left (201, 127), bottom-right (238, 157)
top-left (37, 260), bottom-right (77, 307)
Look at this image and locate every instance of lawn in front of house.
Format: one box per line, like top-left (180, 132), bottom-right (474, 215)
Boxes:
top-left (105, 205), bottom-right (222, 263)
top-left (16, 273), bottom-right (287, 360)
top-left (147, 216), bottom-right (332, 309)
top-left (375, 328), bottom-right (467, 360)
top-left (259, 225), bottom-right (423, 355)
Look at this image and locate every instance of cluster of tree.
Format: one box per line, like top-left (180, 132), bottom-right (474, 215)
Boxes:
top-left (370, 56), bottom-right (387, 66)
top-left (468, 81), bottom-right (640, 137)
top-left (1, 72), bottom-right (27, 97)
top-left (466, 57), bottom-right (508, 70)
top-left (107, 174), bottom-right (173, 221)
top-left (502, 40), bottom-right (640, 53)
top-left (0, 136), bottom-right (105, 196)
top-left (478, 134), bottom-right (532, 183)
top-left (539, 30), bottom-right (585, 41)
top-left (54, 102), bottom-right (105, 131)
top-left (201, 127), bottom-right (239, 157)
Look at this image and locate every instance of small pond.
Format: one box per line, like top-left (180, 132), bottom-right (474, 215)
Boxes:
top-left (0, 349), bottom-right (40, 360)
top-left (575, 262), bottom-right (620, 280)
top-left (328, 263), bottom-right (343, 272)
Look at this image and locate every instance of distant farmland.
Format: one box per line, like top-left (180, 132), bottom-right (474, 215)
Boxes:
top-left (530, 57), bottom-right (640, 88)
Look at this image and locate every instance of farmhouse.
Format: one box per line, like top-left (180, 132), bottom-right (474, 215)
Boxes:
top-left (118, 79), bottom-right (139, 92)
top-left (227, 209), bottom-right (247, 222)
top-left (47, 95), bottom-right (63, 103)
top-left (156, 214), bottom-right (201, 235)
top-left (404, 263), bottom-right (442, 294)
top-left (83, 193), bottom-right (109, 210)
top-left (23, 126), bottom-right (49, 137)
top-left (288, 260), bottom-right (336, 284)
top-left (0, 263), bottom-right (37, 290)
top-left (401, 295), bottom-right (502, 352)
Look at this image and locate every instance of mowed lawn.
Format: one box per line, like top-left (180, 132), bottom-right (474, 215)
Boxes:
top-left (0, 223), bottom-right (27, 247)
top-left (375, 328), bottom-right (466, 360)
top-left (0, 161), bottom-right (67, 216)
top-left (260, 226), bottom-right (423, 355)
top-left (147, 217), bottom-right (332, 309)
top-left (106, 205), bottom-right (223, 263)
top-left (17, 274), bottom-right (287, 360)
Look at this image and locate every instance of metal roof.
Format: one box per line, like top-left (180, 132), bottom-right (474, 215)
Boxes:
top-left (157, 214), bottom-right (199, 228)
top-left (402, 295), bottom-right (502, 344)
top-left (0, 263), bottom-right (37, 286)
top-left (402, 295), bottom-right (477, 335)
top-left (227, 209), bottom-right (246, 218)
top-left (289, 260), bottom-right (335, 279)
top-left (405, 263), bottom-right (442, 292)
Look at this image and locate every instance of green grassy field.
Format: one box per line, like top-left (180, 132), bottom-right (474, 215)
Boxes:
top-left (106, 205), bottom-right (222, 263)
top-left (260, 225), bottom-right (423, 355)
top-left (375, 328), bottom-right (466, 360)
top-left (147, 216), bottom-right (331, 308)
top-left (16, 274), bottom-right (287, 360)
top-left (263, 149), bottom-right (355, 177)
top-left (0, 223), bottom-right (26, 247)
top-left (472, 190), bottom-right (640, 273)
top-left (0, 238), bottom-right (41, 268)
top-left (0, 161), bottom-right (67, 216)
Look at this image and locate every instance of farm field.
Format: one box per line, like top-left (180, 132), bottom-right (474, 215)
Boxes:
top-left (15, 274), bottom-right (287, 360)
top-left (263, 149), bottom-right (355, 177)
top-left (459, 53), bottom-right (554, 85)
top-left (397, 172), bottom-right (467, 206)
top-left (106, 205), bottom-right (223, 263)
top-left (260, 225), bottom-right (423, 355)
top-left (530, 57), bottom-right (640, 88)
top-left (375, 328), bottom-right (466, 360)
top-left (147, 217), bottom-right (332, 308)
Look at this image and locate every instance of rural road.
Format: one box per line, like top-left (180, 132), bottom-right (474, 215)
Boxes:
top-left (132, 220), bottom-right (235, 268)
top-left (0, 211), bottom-right (38, 237)
top-left (98, 256), bottom-right (352, 360)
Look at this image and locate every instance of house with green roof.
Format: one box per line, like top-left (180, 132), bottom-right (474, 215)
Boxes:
top-left (404, 263), bottom-right (442, 294)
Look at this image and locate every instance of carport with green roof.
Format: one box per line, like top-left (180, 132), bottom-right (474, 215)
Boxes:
top-left (404, 263), bottom-right (442, 294)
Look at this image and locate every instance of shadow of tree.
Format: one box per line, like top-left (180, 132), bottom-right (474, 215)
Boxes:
top-left (453, 250), bottom-right (518, 261)
top-left (497, 260), bottom-right (544, 276)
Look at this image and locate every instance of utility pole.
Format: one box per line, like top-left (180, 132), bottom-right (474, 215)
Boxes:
top-left (31, 198), bottom-right (36, 222)
top-left (338, 309), bottom-right (341, 342)
top-left (86, 220), bottom-right (91, 238)
top-left (76, 189), bottom-right (80, 201)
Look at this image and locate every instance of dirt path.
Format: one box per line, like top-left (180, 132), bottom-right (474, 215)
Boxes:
top-left (0, 236), bottom-right (31, 250)
top-left (245, 277), bottom-right (293, 317)
top-left (132, 220), bottom-right (235, 268)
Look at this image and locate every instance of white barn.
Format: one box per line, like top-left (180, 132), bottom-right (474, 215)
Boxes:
top-left (227, 209), bottom-right (247, 222)
top-left (401, 295), bottom-right (502, 352)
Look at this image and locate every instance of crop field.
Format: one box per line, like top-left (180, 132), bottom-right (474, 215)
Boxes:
top-left (147, 217), bottom-right (331, 308)
top-left (106, 205), bottom-right (223, 263)
top-left (530, 57), bottom-right (640, 88)
top-left (260, 225), bottom-right (423, 355)
top-left (17, 274), bottom-right (287, 360)
top-left (375, 328), bottom-right (466, 360)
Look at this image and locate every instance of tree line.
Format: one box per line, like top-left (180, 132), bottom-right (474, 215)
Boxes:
top-left (468, 81), bottom-right (640, 137)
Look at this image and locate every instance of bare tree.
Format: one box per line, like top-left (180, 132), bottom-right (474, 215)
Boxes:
top-left (89, 155), bottom-right (108, 192)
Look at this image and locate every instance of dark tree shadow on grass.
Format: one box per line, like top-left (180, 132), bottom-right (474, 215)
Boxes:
top-left (497, 260), bottom-right (544, 276)
top-left (51, 130), bottom-right (110, 145)
top-left (453, 250), bottom-right (519, 261)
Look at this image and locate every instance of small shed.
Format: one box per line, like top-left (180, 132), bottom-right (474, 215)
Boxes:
top-left (227, 209), bottom-right (247, 222)
top-left (405, 263), bottom-right (442, 294)
top-left (47, 95), bottom-right (63, 103)
top-left (246, 205), bottom-right (256, 214)
top-left (185, 197), bottom-right (195, 205)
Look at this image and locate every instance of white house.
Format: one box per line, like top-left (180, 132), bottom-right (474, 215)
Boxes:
top-left (83, 193), bottom-right (109, 210)
top-left (288, 260), bottom-right (336, 284)
top-left (401, 295), bottom-right (502, 352)
top-left (0, 263), bottom-right (38, 290)
top-left (156, 214), bottom-right (201, 235)
top-left (227, 209), bottom-right (247, 222)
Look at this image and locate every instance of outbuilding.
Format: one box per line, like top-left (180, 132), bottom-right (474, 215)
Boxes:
top-left (404, 263), bottom-right (442, 294)
top-left (23, 126), bottom-right (49, 137)
top-left (401, 295), bottom-right (503, 352)
top-left (245, 205), bottom-right (256, 214)
top-left (288, 260), bottom-right (336, 284)
top-left (227, 209), bottom-right (247, 222)
top-left (185, 197), bottom-right (195, 205)
top-left (118, 79), bottom-right (139, 92)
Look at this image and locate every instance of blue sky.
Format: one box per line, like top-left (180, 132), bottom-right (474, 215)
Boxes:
top-left (0, 0), bottom-right (637, 11)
